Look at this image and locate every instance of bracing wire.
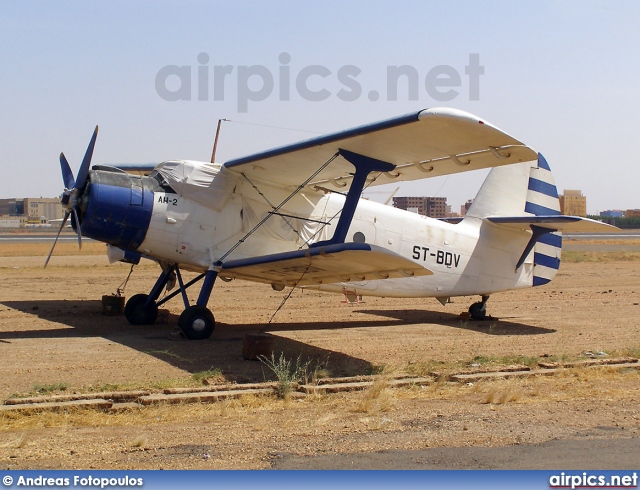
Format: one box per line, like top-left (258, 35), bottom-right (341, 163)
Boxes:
top-left (116, 264), bottom-right (135, 297)
top-left (260, 263), bottom-right (312, 333)
top-left (217, 152), bottom-right (340, 263)
top-left (241, 173), bottom-right (298, 235)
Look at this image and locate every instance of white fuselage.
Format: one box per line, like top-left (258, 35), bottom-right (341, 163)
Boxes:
top-left (138, 172), bottom-right (536, 300)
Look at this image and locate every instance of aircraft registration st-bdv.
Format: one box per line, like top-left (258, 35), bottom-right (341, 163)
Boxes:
top-left (46, 108), bottom-right (616, 340)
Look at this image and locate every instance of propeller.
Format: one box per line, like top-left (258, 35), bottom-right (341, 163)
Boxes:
top-left (45, 126), bottom-right (99, 268)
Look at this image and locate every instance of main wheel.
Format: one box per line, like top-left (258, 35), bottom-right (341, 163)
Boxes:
top-left (179, 305), bottom-right (215, 340)
top-left (469, 301), bottom-right (487, 321)
top-left (124, 293), bottom-right (159, 325)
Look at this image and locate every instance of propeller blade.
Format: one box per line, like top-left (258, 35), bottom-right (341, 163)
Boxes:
top-left (59, 153), bottom-right (75, 190)
top-left (71, 207), bottom-right (82, 250)
top-left (74, 125), bottom-right (99, 190)
top-left (44, 212), bottom-right (70, 268)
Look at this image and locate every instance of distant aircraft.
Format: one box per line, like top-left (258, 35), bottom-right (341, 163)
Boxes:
top-left (46, 108), bottom-right (616, 339)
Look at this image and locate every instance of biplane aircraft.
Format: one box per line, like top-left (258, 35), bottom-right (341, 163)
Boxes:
top-left (46, 108), bottom-right (615, 339)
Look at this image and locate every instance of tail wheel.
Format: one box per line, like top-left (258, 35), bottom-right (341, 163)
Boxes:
top-left (179, 305), bottom-right (215, 340)
top-left (124, 293), bottom-right (159, 325)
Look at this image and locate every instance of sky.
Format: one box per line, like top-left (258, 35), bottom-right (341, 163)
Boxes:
top-left (2, 0), bottom-right (639, 214)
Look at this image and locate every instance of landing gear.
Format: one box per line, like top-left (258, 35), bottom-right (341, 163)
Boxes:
top-left (179, 305), bottom-right (215, 340)
top-left (123, 262), bottom-right (220, 340)
top-left (469, 295), bottom-right (490, 320)
top-left (124, 293), bottom-right (158, 325)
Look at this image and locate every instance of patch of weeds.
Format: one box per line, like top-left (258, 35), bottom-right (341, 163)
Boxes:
top-left (366, 364), bottom-right (386, 375)
top-left (258, 352), bottom-right (322, 399)
top-left (622, 345), bottom-right (640, 359)
top-left (470, 355), bottom-right (495, 366)
top-left (517, 356), bottom-right (543, 367)
top-left (405, 360), bottom-right (449, 377)
top-left (191, 368), bottom-right (224, 385)
top-left (469, 354), bottom-right (542, 369)
top-left (32, 383), bottom-right (69, 395)
top-left (90, 383), bottom-right (123, 393)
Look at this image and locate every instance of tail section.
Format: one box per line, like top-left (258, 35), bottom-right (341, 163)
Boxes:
top-left (525, 155), bottom-right (562, 286)
top-left (466, 153), bottom-right (562, 286)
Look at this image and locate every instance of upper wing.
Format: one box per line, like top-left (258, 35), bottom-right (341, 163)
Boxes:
top-left (93, 164), bottom-right (157, 176)
top-left (218, 242), bottom-right (432, 287)
top-left (224, 108), bottom-right (538, 189)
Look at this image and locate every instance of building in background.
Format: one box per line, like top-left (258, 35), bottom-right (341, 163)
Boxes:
top-left (0, 216), bottom-right (27, 228)
top-left (0, 197), bottom-right (63, 228)
top-left (625, 209), bottom-right (640, 218)
top-left (24, 198), bottom-right (65, 221)
top-left (8, 199), bottom-right (24, 216)
top-left (0, 198), bottom-right (12, 216)
top-left (392, 196), bottom-right (448, 218)
top-left (600, 210), bottom-right (624, 218)
top-left (559, 190), bottom-right (587, 217)
top-left (460, 199), bottom-right (474, 216)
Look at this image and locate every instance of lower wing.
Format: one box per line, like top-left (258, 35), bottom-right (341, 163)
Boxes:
top-left (218, 243), bottom-right (432, 288)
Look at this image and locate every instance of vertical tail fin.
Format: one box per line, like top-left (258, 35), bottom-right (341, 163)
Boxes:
top-left (526, 155), bottom-right (562, 285)
top-left (466, 153), bottom-right (562, 286)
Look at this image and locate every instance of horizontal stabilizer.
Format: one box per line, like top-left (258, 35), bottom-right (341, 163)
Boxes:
top-left (487, 216), bottom-right (619, 233)
top-left (219, 243), bottom-right (432, 287)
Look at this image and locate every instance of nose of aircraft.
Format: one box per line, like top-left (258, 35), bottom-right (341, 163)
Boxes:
top-left (45, 126), bottom-right (99, 267)
top-left (79, 169), bottom-right (154, 251)
top-left (45, 127), bottom-right (154, 267)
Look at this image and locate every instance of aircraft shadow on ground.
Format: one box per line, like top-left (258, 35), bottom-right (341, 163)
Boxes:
top-left (350, 309), bottom-right (556, 336)
top-left (0, 300), bottom-right (554, 382)
top-left (0, 300), bottom-right (376, 381)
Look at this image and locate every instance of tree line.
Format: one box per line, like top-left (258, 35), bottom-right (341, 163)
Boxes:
top-left (587, 215), bottom-right (640, 229)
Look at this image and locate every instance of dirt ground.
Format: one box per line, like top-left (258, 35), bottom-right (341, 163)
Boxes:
top-left (0, 237), bottom-right (639, 469)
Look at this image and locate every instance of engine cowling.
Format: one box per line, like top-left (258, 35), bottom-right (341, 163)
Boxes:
top-left (79, 170), bottom-right (154, 251)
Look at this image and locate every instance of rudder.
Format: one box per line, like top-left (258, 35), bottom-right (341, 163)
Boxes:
top-left (527, 154), bottom-right (562, 286)
top-left (466, 153), bottom-right (562, 286)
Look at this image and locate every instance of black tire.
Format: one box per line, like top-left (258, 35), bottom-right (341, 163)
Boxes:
top-left (124, 293), bottom-right (159, 325)
top-left (178, 305), bottom-right (215, 340)
top-left (469, 301), bottom-right (487, 321)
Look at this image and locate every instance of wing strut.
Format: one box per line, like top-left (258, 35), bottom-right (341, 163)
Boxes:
top-left (515, 225), bottom-right (556, 270)
top-left (311, 149), bottom-right (395, 247)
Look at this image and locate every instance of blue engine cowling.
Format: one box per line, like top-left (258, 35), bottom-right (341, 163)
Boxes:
top-left (78, 170), bottom-right (154, 251)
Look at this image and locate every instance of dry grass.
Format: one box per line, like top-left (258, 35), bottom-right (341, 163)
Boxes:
top-left (482, 382), bottom-right (523, 404)
top-left (353, 366), bottom-right (404, 414)
top-left (472, 366), bottom-right (640, 407)
top-left (0, 367), bottom-right (637, 447)
top-left (563, 238), bottom-right (640, 246)
top-left (353, 376), bottom-right (397, 413)
top-left (0, 432), bottom-right (28, 449)
top-left (130, 435), bottom-right (148, 448)
top-left (0, 241), bottom-right (107, 257)
top-left (562, 251), bottom-right (640, 263)
top-left (0, 393), bottom-right (281, 432)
